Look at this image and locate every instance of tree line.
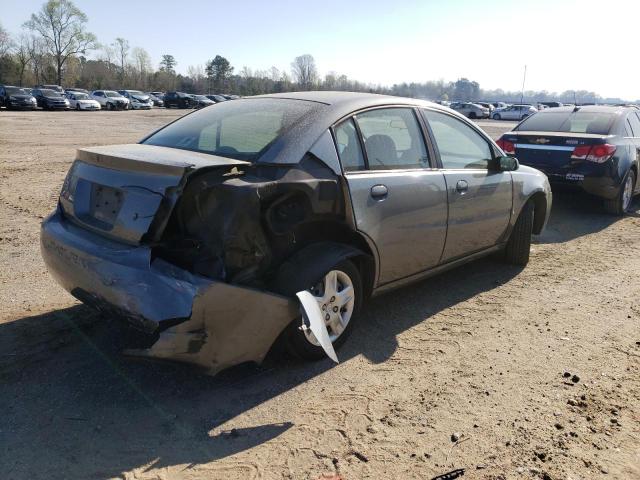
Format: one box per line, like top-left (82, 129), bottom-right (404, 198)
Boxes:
top-left (0, 0), bottom-right (633, 104)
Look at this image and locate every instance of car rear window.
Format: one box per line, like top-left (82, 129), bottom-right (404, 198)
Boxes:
top-left (517, 111), bottom-right (616, 135)
top-left (143, 98), bottom-right (318, 162)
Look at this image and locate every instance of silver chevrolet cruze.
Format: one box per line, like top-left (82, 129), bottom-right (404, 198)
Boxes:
top-left (41, 91), bottom-right (552, 373)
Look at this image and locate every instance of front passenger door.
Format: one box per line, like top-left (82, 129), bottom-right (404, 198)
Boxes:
top-left (422, 109), bottom-right (512, 262)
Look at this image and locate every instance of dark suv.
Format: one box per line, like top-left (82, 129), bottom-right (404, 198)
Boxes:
top-left (31, 88), bottom-right (69, 110)
top-left (164, 91), bottom-right (194, 109)
top-left (0, 85), bottom-right (37, 110)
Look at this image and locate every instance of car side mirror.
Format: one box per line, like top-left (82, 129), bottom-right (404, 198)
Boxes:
top-left (497, 155), bottom-right (519, 171)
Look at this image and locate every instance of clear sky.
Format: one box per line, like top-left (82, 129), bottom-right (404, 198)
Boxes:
top-left (2, 0), bottom-right (638, 99)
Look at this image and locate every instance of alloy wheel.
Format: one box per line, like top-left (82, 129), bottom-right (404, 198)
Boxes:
top-left (304, 270), bottom-right (355, 346)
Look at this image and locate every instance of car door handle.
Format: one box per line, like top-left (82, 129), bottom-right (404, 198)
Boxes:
top-left (456, 180), bottom-right (468, 193)
top-left (370, 184), bottom-right (388, 199)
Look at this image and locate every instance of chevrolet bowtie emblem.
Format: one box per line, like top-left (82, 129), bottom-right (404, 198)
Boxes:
top-left (534, 138), bottom-right (550, 144)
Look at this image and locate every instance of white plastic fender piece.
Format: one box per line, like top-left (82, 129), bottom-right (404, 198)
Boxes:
top-left (296, 290), bottom-right (339, 363)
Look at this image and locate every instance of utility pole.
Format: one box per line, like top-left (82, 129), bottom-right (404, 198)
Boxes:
top-left (520, 65), bottom-right (527, 104)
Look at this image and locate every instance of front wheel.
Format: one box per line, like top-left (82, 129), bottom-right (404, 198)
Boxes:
top-left (503, 201), bottom-right (534, 266)
top-left (277, 260), bottom-right (363, 360)
top-left (604, 170), bottom-right (635, 216)
top-left (75, 104), bottom-right (80, 110)
top-left (493, 114), bottom-right (501, 120)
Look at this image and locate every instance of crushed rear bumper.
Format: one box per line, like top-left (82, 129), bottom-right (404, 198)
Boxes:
top-left (40, 208), bottom-right (298, 373)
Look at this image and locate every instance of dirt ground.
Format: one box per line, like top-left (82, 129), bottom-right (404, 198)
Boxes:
top-left (1, 110), bottom-right (638, 480)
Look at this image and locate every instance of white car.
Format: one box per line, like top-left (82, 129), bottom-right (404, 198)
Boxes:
top-left (118, 90), bottom-right (153, 110)
top-left (492, 104), bottom-right (538, 121)
top-left (89, 90), bottom-right (130, 110)
top-left (65, 91), bottom-right (101, 111)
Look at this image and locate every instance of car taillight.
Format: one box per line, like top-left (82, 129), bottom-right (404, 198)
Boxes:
top-left (496, 138), bottom-right (515, 155)
top-left (571, 144), bottom-right (616, 163)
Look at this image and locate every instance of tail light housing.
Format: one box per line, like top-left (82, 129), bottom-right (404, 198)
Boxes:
top-left (496, 137), bottom-right (515, 155)
top-left (571, 144), bottom-right (616, 163)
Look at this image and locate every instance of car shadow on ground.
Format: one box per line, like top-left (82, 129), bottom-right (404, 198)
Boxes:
top-left (536, 189), bottom-right (639, 244)
top-left (1, 257), bottom-right (523, 478)
top-left (1, 193), bottom-right (636, 478)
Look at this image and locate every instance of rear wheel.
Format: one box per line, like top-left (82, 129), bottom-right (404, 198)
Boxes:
top-left (275, 259), bottom-right (363, 360)
top-left (503, 201), bottom-right (534, 266)
top-left (604, 170), bottom-right (635, 216)
top-left (493, 113), bottom-right (501, 120)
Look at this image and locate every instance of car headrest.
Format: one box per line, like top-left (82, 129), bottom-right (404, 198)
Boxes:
top-left (365, 134), bottom-right (397, 164)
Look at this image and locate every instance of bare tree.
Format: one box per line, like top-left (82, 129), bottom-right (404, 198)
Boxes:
top-left (26, 35), bottom-right (48, 85)
top-left (132, 47), bottom-right (151, 88)
top-left (269, 66), bottom-right (280, 82)
top-left (15, 35), bottom-right (33, 86)
top-left (23, 0), bottom-right (97, 85)
top-left (112, 37), bottom-right (129, 83)
top-left (291, 54), bottom-right (317, 89)
top-left (0, 23), bottom-right (13, 57)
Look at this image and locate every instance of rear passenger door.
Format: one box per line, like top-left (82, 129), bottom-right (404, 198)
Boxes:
top-left (335, 107), bottom-right (448, 285)
top-left (422, 109), bottom-right (512, 262)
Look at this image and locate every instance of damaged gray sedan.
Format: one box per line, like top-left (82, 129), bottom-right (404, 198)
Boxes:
top-left (41, 91), bottom-right (552, 373)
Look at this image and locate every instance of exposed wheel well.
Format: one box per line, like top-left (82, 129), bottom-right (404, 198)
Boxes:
top-left (269, 224), bottom-right (377, 301)
top-left (284, 220), bottom-right (377, 299)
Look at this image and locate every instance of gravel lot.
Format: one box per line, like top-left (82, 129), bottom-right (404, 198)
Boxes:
top-left (1, 110), bottom-right (639, 480)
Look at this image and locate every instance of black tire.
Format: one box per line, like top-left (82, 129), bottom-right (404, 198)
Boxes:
top-left (604, 169), bottom-right (635, 216)
top-left (274, 259), bottom-right (363, 361)
top-left (493, 114), bottom-right (501, 120)
top-left (504, 201), bottom-right (534, 266)
top-left (75, 104), bottom-right (80, 110)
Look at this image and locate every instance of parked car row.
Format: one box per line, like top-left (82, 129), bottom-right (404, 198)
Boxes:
top-left (0, 84), bottom-right (239, 111)
top-left (441, 100), bottom-right (586, 121)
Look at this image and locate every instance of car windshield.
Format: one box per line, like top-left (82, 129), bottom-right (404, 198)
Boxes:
top-left (74, 93), bottom-right (89, 100)
top-left (143, 98), bottom-right (318, 162)
top-left (42, 89), bottom-right (61, 98)
top-left (517, 111), bottom-right (616, 135)
top-left (6, 87), bottom-right (26, 95)
top-left (105, 91), bottom-right (120, 98)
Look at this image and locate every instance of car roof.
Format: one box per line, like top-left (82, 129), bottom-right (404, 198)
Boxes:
top-left (232, 91), bottom-right (464, 165)
top-left (252, 90), bottom-right (440, 110)
top-left (540, 105), bottom-right (630, 115)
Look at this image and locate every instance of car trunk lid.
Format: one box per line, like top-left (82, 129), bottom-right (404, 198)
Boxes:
top-left (59, 144), bottom-right (249, 245)
top-left (500, 131), bottom-right (613, 177)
